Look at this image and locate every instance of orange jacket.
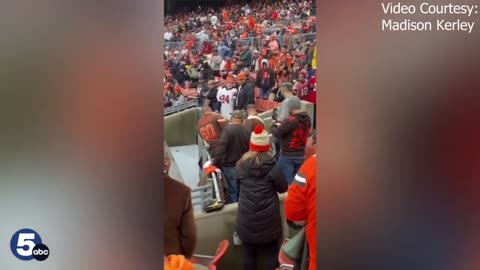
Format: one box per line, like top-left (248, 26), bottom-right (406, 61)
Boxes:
top-left (164, 255), bottom-right (194, 270)
top-left (285, 155), bottom-right (316, 270)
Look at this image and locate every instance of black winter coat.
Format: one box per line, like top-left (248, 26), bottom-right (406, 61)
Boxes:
top-left (235, 155), bottom-right (288, 244)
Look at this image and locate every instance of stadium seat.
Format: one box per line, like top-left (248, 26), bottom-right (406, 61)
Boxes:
top-left (277, 239), bottom-right (295, 270)
top-left (255, 99), bottom-right (280, 112)
top-left (190, 240), bottom-right (230, 270)
top-left (208, 240), bottom-right (229, 270)
top-left (181, 88), bottom-right (198, 101)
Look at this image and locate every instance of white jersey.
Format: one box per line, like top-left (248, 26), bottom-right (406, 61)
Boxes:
top-left (211, 15), bottom-right (218, 26)
top-left (216, 87), bottom-right (237, 120)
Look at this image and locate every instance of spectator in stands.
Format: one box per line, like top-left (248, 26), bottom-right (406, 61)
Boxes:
top-left (252, 50), bottom-right (262, 72)
top-left (164, 145), bottom-right (197, 258)
top-left (239, 44), bottom-right (253, 70)
top-left (197, 75), bottom-right (209, 106)
top-left (204, 80), bottom-right (220, 112)
top-left (211, 51), bottom-right (222, 77)
top-left (199, 61), bottom-right (214, 81)
top-left (173, 85), bottom-right (186, 106)
top-left (242, 67), bottom-right (254, 84)
top-left (243, 104), bottom-right (265, 132)
top-left (187, 64), bottom-right (200, 87)
top-left (219, 110), bottom-right (250, 203)
top-left (197, 106), bottom-right (227, 166)
top-left (243, 104), bottom-right (277, 157)
top-left (294, 70), bottom-right (309, 100)
top-left (305, 129), bottom-right (316, 159)
top-left (255, 59), bottom-right (275, 100)
top-left (236, 125), bottom-right (288, 270)
top-left (271, 96), bottom-right (311, 183)
top-left (164, 83), bottom-right (174, 108)
top-left (284, 154), bottom-right (316, 270)
top-left (276, 82), bottom-right (296, 121)
top-left (217, 76), bottom-right (237, 120)
top-left (235, 72), bottom-right (256, 111)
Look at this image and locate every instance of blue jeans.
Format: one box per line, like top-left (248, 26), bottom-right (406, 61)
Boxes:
top-left (222, 166), bottom-right (239, 203)
top-left (260, 87), bottom-right (270, 100)
top-left (277, 156), bottom-right (305, 185)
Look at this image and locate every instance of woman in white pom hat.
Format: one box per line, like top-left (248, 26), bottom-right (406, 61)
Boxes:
top-left (235, 125), bottom-right (288, 270)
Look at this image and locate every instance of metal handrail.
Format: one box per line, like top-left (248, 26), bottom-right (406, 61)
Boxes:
top-left (164, 100), bottom-right (197, 116)
top-left (165, 32), bottom-right (316, 50)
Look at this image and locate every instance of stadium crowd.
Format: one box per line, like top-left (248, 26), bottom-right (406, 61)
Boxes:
top-left (164, 1), bottom-right (317, 270)
top-left (164, 0), bottom-right (317, 112)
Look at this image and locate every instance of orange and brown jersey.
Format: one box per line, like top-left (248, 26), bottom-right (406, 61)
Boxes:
top-left (197, 112), bottom-right (225, 143)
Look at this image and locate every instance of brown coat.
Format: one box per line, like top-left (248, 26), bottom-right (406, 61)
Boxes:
top-left (164, 175), bottom-right (197, 258)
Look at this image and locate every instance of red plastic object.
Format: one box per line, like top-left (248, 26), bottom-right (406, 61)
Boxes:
top-left (278, 240), bottom-right (295, 270)
top-left (208, 240), bottom-right (229, 270)
top-left (203, 165), bottom-right (219, 175)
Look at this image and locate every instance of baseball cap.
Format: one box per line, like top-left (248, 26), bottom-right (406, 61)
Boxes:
top-left (246, 104), bottom-right (256, 110)
top-left (230, 110), bottom-right (246, 119)
top-left (280, 82), bottom-right (293, 92)
top-left (208, 79), bottom-right (216, 85)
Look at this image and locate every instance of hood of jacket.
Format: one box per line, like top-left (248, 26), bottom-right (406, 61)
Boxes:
top-left (292, 111), bottom-right (311, 124)
top-left (238, 154), bottom-right (276, 178)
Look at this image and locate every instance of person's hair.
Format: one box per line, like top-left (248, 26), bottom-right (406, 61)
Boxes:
top-left (237, 150), bottom-right (272, 167)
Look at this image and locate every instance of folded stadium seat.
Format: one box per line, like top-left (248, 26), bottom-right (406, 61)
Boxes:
top-left (190, 240), bottom-right (230, 270)
top-left (277, 239), bottom-right (295, 270)
top-left (256, 100), bottom-right (280, 112)
top-left (181, 88), bottom-right (198, 100)
top-left (255, 99), bottom-right (266, 112)
top-left (265, 101), bottom-right (280, 110)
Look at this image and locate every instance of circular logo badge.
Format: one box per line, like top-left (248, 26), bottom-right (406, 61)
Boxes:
top-left (10, 228), bottom-right (43, 261)
top-left (32, 244), bottom-right (50, 261)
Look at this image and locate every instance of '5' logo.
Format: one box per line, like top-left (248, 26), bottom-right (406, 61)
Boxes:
top-left (10, 228), bottom-right (49, 261)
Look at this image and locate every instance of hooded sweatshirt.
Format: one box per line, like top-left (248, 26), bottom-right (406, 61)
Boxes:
top-left (255, 59), bottom-right (275, 89)
top-left (271, 111), bottom-right (312, 157)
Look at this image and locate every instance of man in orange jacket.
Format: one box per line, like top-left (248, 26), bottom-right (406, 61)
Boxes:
top-left (284, 155), bottom-right (316, 270)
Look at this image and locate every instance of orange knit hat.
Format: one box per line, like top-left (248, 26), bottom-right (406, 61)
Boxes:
top-left (174, 85), bottom-right (182, 93)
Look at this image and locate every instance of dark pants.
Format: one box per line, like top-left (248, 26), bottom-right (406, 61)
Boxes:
top-left (242, 241), bottom-right (279, 270)
top-left (277, 156), bottom-right (305, 184)
top-left (274, 138), bottom-right (281, 160)
top-left (260, 87), bottom-right (270, 100)
top-left (222, 166), bottom-right (239, 203)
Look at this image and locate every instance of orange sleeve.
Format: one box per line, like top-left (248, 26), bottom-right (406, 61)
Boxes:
top-left (285, 162), bottom-right (309, 222)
